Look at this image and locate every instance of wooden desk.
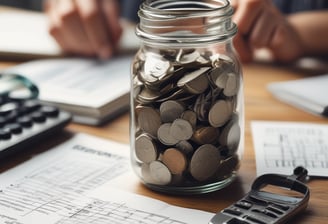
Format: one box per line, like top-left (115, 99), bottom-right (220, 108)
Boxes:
top-left (1, 61), bottom-right (327, 223)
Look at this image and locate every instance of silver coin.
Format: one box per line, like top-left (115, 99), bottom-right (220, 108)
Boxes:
top-left (219, 117), bottom-right (241, 153)
top-left (137, 106), bottom-right (162, 138)
top-left (178, 50), bottom-right (201, 65)
top-left (156, 88), bottom-right (187, 103)
top-left (177, 67), bottom-right (210, 94)
top-left (160, 100), bottom-right (185, 123)
top-left (223, 72), bottom-right (239, 97)
top-left (135, 134), bottom-right (158, 163)
top-left (211, 68), bottom-right (228, 89)
top-left (189, 144), bottom-right (221, 182)
top-left (157, 123), bottom-right (180, 145)
top-left (144, 53), bottom-right (171, 79)
top-left (139, 70), bottom-right (159, 84)
top-left (170, 118), bottom-right (194, 141)
top-left (149, 160), bottom-right (172, 185)
top-left (137, 87), bottom-right (161, 103)
top-left (208, 100), bottom-right (233, 127)
top-left (210, 53), bottom-right (233, 67)
top-left (141, 163), bottom-right (157, 184)
top-left (181, 110), bottom-right (197, 129)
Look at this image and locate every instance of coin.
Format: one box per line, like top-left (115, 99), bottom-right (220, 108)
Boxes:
top-left (177, 67), bottom-right (210, 94)
top-left (137, 106), bottom-right (162, 137)
top-left (210, 54), bottom-right (233, 67)
top-left (175, 140), bottom-right (194, 155)
top-left (149, 160), bottom-right (172, 185)
top-left (209, 67), bottom-right (226, 88)
top-left (144, 53), bottom-right (171, 79)
top-left (139, 70), bottom-right (158, 84)
top-left (208, 100), bottom-right (233, 127)
top-left (141, 163), bottom-right (157, 184)
top-left (135, 134), bottom-right (158, 163)
top-left (170, 118), bottom-right (194, 141)
top-left (181, 110), bottom-right (197, 129)
top-left (162, 148), bottom-right (188, 175)
top-left (223, 72), bottom-right (239, 97)
top-left (156, 88), bottom-right (187, 103)
top-left (137, 87), bottom-right (161, 103)
top-left (214, 155), bottom-right (240, 180)
top-left (160, 100), bottom-right (185, 123)
top-left (219, 118), bottom-right (241, 153)
top-left (178, 50), bottom-right (201, 65)
top-left (189, 144), bottom-right (221, 182)
top-left (192, 126), bottom-right (220, 145)
top-left (157, 123), bottom-right (180, 145)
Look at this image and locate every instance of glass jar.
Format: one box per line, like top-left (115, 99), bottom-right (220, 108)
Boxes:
top-left (130, 0), bottom-right (244, 194)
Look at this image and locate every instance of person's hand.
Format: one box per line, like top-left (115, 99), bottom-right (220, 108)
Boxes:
top-left (231, 0), bottom-right (304, 63)
top-left (44, 0), bottom-right (122, 59)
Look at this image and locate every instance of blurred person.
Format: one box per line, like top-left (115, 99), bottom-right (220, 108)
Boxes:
top-left (232, 0), bottom-right (328, 63)
top-left (44, 0), bottom-right (141, 59)
top-left (43, 0), bottom-right (328, 62)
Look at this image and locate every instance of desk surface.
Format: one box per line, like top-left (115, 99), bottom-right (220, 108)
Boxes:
top-left (1, 60), bottom-right (327, 223)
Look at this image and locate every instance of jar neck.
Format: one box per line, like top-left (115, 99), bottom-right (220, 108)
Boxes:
top-left (136, 0), bottom-right (237, 47)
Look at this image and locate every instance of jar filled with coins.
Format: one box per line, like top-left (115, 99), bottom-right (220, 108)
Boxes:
top-left (130, 0), bottom-right (244, 194)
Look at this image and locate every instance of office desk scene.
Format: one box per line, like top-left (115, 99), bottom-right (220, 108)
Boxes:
top-left (1, 6), bottom-right (328, 224)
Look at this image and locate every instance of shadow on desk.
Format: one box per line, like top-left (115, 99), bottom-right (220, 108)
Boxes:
top-left (134, 176), bottom-right (248, 213)
top-left (255, 56), bottom-right (328, 76)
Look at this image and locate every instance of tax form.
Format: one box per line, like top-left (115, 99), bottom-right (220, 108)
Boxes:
top-left (0, 133), bottom-right (213, 224)
top-left (251, 121), bottom-right (328, 177)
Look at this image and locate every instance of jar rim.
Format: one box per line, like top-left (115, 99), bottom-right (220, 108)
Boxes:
top-left (140, 0), bottom-right (232, 19)
top-left (136, 0), bottom-right (237, 46)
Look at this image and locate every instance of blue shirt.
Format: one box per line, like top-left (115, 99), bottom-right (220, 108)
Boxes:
top-left (1, 0), bottom-right (327, 21)
top-left (273, 0), bottom-right (328, 14)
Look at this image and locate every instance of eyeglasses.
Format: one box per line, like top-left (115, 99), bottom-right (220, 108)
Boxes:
top-left (0, 73), bottom-right (39, 101)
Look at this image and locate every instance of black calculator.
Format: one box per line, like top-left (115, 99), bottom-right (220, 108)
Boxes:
top-left (0, 73), bottom-right (72, 159)
top-left (209, 167), bottom-right (310, 224)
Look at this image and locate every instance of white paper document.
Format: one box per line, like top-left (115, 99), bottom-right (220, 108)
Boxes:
top-left (267, 74), bottom-right (328, 117)
top-left (0, 133), bottom-right (130, 224)
top-left (0, 133), bottom-right (214, 224)
top-left (3, 55), bottom-right (132, 125)
top-left (85, 185), bottom-right (214, 224)
top-left (251, 121), bottom-right (328, 177)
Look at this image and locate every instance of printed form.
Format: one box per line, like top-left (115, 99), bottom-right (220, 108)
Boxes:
top-left (0, 133), bottom-right (213, 224)
top-left (251, 121), bottom-right (328, 177)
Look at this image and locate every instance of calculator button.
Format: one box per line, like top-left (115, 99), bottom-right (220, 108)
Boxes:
top-left (0, 129), bottom-right (11, 140)
top-left (0, 117), bottom-right (6, 127)
top-left (235, 201), bottom-right (253, 209)
top-left (245, 215), bottom-right (266, 224)
top-left (270, 203), bottom-right (290, 211)
top-left (17, 116), bottom-right (33, 128)
top-left (6, 111), bottom-right (19, 123)
top-left (226, 218), bottom-right (251, 224)
top-left (41, 106), bottom-right (59, 117)
top-left (251, 209), bottom-right (278, 218)
top-left (4, 123), bottom-right (23, 134)
top-left (223, 208), bottom-right (243, 216)
top-left (0, 102), bottom-right (19, 116)
top-left (266, 206), bottom-right (284, 215)
top-left (31, 112), bottom-right (46, 123)
top-left (23, 100), bottom-right (42, 113)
